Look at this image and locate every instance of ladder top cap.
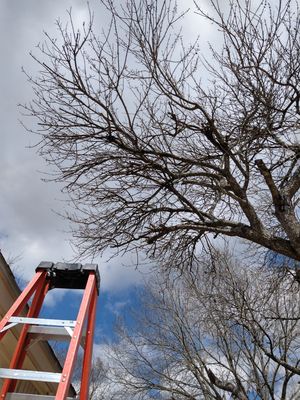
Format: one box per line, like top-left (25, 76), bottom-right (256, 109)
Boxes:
top-left (36, 261), bottom-right (100, 293)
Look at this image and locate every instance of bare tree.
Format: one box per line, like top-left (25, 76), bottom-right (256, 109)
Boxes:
top-left (104, 251), bottom-right (300, 399)
top-left (88, 357), bottom-right (109, 400)
top-left (25, 0), bottom-right (300, 267)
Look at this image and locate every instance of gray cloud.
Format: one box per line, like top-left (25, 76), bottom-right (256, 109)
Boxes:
top-left (0, 0), bottom-right (148, 291)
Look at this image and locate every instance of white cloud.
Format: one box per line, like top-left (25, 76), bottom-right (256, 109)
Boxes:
top-left (99, 251), bottom-right (152, 292)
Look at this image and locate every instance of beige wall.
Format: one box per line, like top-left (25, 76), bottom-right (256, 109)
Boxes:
top-left (0, 252), bottom-right (75, 397)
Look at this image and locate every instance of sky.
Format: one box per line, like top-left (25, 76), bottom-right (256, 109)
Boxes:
top-left (0, 0), bottom-right (153, 344)
top-left (0, 0), bottom-right (220, 350)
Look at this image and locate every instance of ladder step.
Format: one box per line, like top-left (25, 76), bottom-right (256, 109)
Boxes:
top-left (27, 326), bottom-right (86, 348)
top-left (0, 368), bottom-right (61, 383)
top-left (28, 325), bottom-right (74, 339)
top-left (7, 394), bottom-right (75, 400)
top-left (9, 316), bottom-right (76, 327)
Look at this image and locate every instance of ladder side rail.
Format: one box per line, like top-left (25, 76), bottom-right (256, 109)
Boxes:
top-left (1, 279), bottom-right (50, 396)
top-left (0, 271), bottom-right (47, 340)
top-left (55, 273), bottom-right (97, 400)
top-left (79, 284), bottom-right (98, 400)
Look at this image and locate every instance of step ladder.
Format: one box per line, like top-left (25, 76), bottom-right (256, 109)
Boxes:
top-left (0, 261), bottom-right (100, 400)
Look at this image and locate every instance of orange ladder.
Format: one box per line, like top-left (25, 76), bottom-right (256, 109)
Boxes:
top-left (0, 262), bottom-right (100, 399)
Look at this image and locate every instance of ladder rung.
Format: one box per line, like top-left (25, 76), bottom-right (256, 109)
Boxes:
top-left (9, 316), bottom-right (76, 327)
top-left (0, 368), bottom-right (61, 383)
top-left (7, 394), bottom-right (75, 400)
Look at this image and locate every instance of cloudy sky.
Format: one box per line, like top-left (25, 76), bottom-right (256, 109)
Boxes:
top-left (0, 0), bottom-right (151, 345)
top-left (0, 0), bottom-right (219, 345)
top-left (0, 0), bottom-right (151, 288)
